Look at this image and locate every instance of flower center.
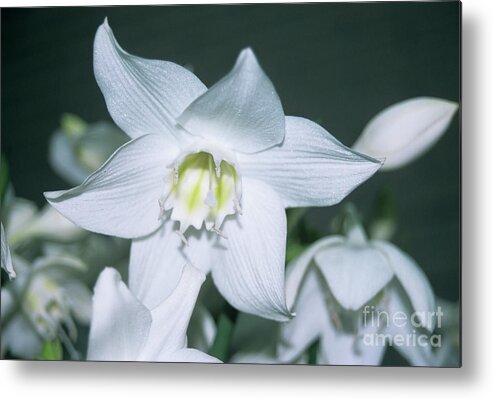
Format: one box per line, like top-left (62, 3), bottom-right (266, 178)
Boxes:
top-left (159, 149), bottom-right (242, 241)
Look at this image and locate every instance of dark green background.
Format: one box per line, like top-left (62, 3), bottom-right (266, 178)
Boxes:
top-left (1, 2), bottom-right (460, 303)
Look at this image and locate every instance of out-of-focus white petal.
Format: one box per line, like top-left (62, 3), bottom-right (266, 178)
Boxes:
top-left (353, 97), bottom-right (458, 171)
top-left (4, 199), bottom-right (37, 242)
top-left (19, 206), bottom-right (86, 244)
top-left (318, 310), bottom-right (387, 366)
top-left (129, 220), bottom-right (214, 310)
top-left (383, 283), bottom-right (434, 366)
top-left (94, 19), bottom-right (207, 141)
top-left (211, 179), bottom-right (292, 322)
top-left (285, 236), bottom-right (344, 309)
top-left (87, 267), bottom-right (152, 361)
top-left (163, 348), bottom-right (221, 363)
top-left (1, 288), bottom-right (16, 323)
top-left (314, 243), bottom-right (394, 310)
top-left (177, 48), bottom-right (285, 154)
top-left (374, 240), bottom-right (436, 331)
top-left (1, 223), bottom-right (15, 279)
top-left (62, 280), bottom-right (93, 324)
top-left (138, 265), bottom-right (205, 359)
top-left (44, 134), bottom-right (176, 239)
top-left (2, 314), bottom-right (44, 359)
top-left (238, 117), bottom-right (381, 207)
top-left (188, 304), bottom-right (217, 352)
top-left (278, 269), bottom-right (327, 362)
top-left (49, 121), bottom-right (129, 185)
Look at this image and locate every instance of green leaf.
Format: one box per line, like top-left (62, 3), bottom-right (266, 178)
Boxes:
top-left (37, 339), bottom-right (63, 360)
top-left (307, 339), bottom-right (319, 365)
top-left (208, 313), bottom-right (235, 362)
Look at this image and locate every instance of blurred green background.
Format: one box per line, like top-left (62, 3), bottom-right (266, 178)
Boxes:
top-left (1, 2), bottom-right (460, 307)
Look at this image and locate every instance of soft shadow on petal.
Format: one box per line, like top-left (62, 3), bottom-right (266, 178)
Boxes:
top-left (284, 236), bottom-right (344, 309)
top-left (177, 48), bottom-right (285, 154)
top-left (238, 116), bottom-right (382, 208)
top-left (87, 267), bottom-right (152, 361)
top-left (373, 240), bottom-right (436, 331)
top-left (211, 178), bottom-right (292, 322)
top-left (314, 243), bottom-right (394, 311)
top-left (139, 265), bottom-right (205, 359)
top-left (94, 19), bottom-right (207, 141)
top-left (129, 219), bottom-right (214, 310)
top-left (44, 134), bottom-right (175, 239)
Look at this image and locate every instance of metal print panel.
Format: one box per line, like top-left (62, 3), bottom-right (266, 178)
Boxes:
top-left (0, 2), bottom-right (460, 366)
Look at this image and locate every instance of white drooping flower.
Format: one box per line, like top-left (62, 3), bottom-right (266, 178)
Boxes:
top-left (278, 219), bottom-right (437, 366)
top-left (5, 198), bottom-right (86, 249)
top-left (49, 113), bottom-right (128, 185)
top-left (45, 20), bottom-right (381, 321)
top-left (353, 97), bottom-right (458, 170)
top-left (1, 254), bottom-right (92, 359)
top-left (87, 264), bottom-right (220, 363)
top-left (1, 197), bottom-right (92, 359)
top-left (1, 223), bottom-right (15, 279)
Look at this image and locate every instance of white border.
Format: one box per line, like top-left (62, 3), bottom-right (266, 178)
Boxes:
top-left (2, 0), bottom-right (493, 397)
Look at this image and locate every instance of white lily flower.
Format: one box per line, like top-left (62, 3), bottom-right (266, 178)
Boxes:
top-left (353, 97), bottom-right (458, 170)
top-left (87, 264), bottom-right (220, 363)
top-left (1, 254), bottom-right (92, 359)
top-left (44, 20), bottom-right (381, 321)
top-left (49, 114), bottom-right (128, 185)
top-left (279, 220), bottom-right (437, 366)
top-left (1, 223), bottom-right (15, 279)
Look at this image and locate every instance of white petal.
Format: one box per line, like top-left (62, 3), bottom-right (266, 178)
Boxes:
top-left (177, 48), bottom-right (285, 154)
top-left (138, 265), bottom-right (205, 359)
top-left (87, 267), bottom-right (152, 361)
top-left (238, 116), bottom-right (381, 207)
top-left (353, 97), bottom-right (459, 171)
top-left (318, 310), bottom-right (387, 366)
top-left (1, 223), bottom-right (15, 279)
top-left (285, 236), bottom-right (344, 309)
top-left (211, 178), bottom-right (292, 321)
top-left (373, 240), bottom-right (436, 331)
top-left (44, 134), bottom-right (176, 239)
top-left (94, 20), bottom-right (207, 140)
top-left (278, 268), bottom-right (327, 362)
top-left (129, 220), bottom-right (214, 310)
top-left (163, 348), bottom-right (221, 363)
top-left (314, 242), bottom-right (394, 311)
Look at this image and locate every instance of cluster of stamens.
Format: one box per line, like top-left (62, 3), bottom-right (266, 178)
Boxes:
top-left (157, 148), bottom-right (242, 244)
